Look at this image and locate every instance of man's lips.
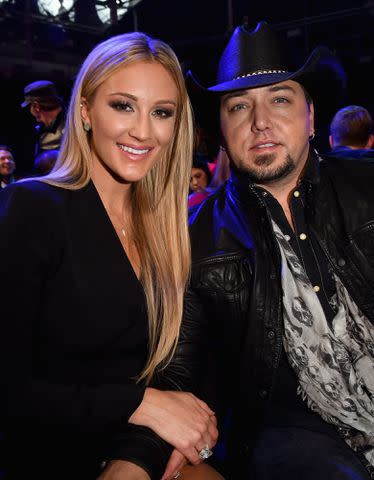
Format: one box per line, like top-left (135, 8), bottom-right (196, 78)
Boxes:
top-left (251, 141), bottom-right (280, 150)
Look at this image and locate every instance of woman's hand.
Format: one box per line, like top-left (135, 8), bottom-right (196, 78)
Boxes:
top-left (129, 388), bottom-right (218, 465)
top-left (161, 449), bottom-right (187, 480)
top-left (97, 460), bottom-right (150, 480)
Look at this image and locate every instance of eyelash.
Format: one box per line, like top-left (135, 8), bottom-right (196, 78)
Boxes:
top-left (109, 101), bottom-right (174, 119)
top-left (273, 97), bottom-right (290, 104)
top-left (229, 103), bottom-right (247, 112)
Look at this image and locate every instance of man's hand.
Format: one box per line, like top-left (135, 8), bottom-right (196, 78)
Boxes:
top-left (97, 460), bottom-right (151, 480)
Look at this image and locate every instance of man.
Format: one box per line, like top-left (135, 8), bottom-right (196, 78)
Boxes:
top-left (21, 80), bottom-right (65, 158)
top-left (186, 21), bottom-right (374, 479)
top-left (326, 105), bottom-right (374, 161)
top-left (0, 145), bottom-right (16, 188)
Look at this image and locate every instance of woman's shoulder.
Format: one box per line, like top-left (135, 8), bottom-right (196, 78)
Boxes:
top-left (0, 179), bottom-right (70, 218)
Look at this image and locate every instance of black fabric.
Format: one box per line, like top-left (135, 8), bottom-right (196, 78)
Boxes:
top-left (0, 180), bottom-right (202, 479)
top-left (324, 146), bottom-right (374, 162)
top-left (259, 182), bottom-right (341, 431)
top-left (248, 426), bottom-right (371, 479)
top-left (187, 151), bottom-right (374, 478)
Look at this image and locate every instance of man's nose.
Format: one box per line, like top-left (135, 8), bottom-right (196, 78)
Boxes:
top-left (251, 103), bottom-right (272, 132)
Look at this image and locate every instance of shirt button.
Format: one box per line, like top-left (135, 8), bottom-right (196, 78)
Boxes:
top-left (313, 285), bottom-right (320, 292)
top-left (268, 330), bottom-right (275, 339)
top-left (294, 190), bottom-right (300, 198)
top-left (284, 234), bottom-right (291, 241)
top-left (299, 233), bottom-right (307, 240)
top-left (337, 258), bottom-right (346, 267)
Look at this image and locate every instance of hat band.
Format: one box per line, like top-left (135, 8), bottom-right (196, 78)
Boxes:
top-left (234, 69), bottom-right (288, 80)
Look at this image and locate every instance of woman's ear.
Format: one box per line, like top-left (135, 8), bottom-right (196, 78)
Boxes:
top-left (80, 97), bottom-right (90, 124)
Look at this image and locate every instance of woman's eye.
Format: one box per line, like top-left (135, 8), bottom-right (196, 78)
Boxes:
top-left (153, 108), bottom-right (174, 119)
top-left (110, 101), bottom-right (133, 112)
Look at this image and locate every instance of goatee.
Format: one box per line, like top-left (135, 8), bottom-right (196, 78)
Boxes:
top-left (241, 153), bottom-right (296, 183)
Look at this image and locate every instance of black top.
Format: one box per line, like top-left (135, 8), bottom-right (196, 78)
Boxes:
top-left (0, 180), bottom-right (167, 478)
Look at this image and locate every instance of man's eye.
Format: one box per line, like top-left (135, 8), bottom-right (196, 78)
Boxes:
top-left (229, 103), bottom-right (247, 112)
top-left (110, 101), bottom-right (133, 112)
top-left (274, 97), bottom-right (289, 104)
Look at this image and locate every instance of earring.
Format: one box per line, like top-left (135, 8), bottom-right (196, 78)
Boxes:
top-left (309, 132), bottom-right (315, 141)
top-left (83, 122), bottom-right (91, 132)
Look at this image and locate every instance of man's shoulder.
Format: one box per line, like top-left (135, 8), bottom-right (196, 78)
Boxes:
top-left (320, 153), bottom-right (374, 175)
top-left (188, 185), bottom-right (226, 226)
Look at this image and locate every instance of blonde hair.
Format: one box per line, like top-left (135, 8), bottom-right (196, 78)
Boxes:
top-left (40, 32), bottom-right (193, 382)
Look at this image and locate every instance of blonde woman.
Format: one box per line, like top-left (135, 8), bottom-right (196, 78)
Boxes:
top-left (0, 32), bottom-right (220, 480)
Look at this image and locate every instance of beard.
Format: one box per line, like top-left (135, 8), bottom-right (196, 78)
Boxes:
top-left (238, 152), bottom-right (296, 183)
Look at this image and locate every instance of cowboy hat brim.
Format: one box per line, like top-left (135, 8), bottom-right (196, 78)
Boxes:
top-left (187, 46), bottom-right (346, 99)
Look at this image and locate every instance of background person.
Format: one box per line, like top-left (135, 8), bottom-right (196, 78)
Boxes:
top-left (0, 145), bottom-right (16, 188)
top-left (21, 79), bottom-right (66, 158)
top-left (33, 148), bottom-right (59, 175)
top-left (1, 32), bottom-right (219, 480)
top-left (326, 104), bottom-right (374, 161)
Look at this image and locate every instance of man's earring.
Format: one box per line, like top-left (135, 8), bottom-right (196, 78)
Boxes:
top-left (309, 132), bottom-right (315, 141)
top-left (83, 122), bottom-right (91, 132)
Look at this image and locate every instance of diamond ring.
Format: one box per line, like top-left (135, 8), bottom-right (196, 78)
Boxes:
top-left (198, 445), bottom-right (213, 460)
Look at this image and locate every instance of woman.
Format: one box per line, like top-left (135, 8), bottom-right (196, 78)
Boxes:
top-left (0, 32), bottom-right (220, 480)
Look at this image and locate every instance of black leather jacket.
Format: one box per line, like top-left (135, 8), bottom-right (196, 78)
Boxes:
top-left (186, 151), bottom-right (374, 477)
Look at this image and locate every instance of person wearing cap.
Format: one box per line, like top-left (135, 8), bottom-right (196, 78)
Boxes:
top-left (184, 20), bottom-right (374, 479)
top-left (21, 79), bottom-right (65, 159)
top-left (325, 105), bottom-right (374, 161)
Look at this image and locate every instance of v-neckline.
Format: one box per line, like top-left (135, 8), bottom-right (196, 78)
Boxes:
top-left (88, 180), bottom-right (141, 283)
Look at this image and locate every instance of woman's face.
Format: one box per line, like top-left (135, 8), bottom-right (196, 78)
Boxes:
top-left (82, 60), bottom-right (179, 186)
top-left (190, 167), bottom-right (209, 193)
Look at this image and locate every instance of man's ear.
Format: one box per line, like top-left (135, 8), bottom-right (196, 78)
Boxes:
top-left (308, 101), bottom-right (315, 136)
top-left (365, 134), bottom-right (374, 149)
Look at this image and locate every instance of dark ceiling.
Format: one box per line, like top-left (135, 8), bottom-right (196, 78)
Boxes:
top-left (0, 0), bottom-right (373, 171)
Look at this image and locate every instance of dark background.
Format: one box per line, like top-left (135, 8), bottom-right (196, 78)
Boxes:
top-left (0, 0), bottom-right (373, 175)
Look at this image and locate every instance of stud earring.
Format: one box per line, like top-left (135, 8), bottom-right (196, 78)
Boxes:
top-left (83, 122), bottom-right (91, 132)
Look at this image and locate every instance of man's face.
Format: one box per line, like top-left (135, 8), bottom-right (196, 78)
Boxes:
top-left (30, 101), bottom-right (49, 125)
top-left (220, 80), bottom-right (314, 186)
top-left (0, 149), bottom-right (16, 178)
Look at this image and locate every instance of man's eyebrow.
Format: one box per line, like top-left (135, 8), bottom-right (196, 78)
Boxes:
top-left (221, 90), bottom-right (249, 104)
top-left (221, 84), bottom-right (297, 104)
top-left (267, 85), bottom-right (296, 94)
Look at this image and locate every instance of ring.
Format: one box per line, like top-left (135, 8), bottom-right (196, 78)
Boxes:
top-left (198, 445), bottom-right (213, 460)
top-left (173, 472), bottom-right (182, 479)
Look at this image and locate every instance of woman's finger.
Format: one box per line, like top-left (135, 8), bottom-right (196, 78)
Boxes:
top-left (161, 449), bottom-right (187, 480)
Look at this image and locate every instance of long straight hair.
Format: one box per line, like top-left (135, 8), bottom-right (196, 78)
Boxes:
top-left (40, 32), bottom-right (193, 383)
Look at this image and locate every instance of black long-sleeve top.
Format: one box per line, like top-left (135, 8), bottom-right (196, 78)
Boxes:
top-left (0, 180), bottom-right (200, 479)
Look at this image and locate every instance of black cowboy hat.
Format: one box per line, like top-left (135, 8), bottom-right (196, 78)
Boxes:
top-left (187, 20), bottom-right (346, 100)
